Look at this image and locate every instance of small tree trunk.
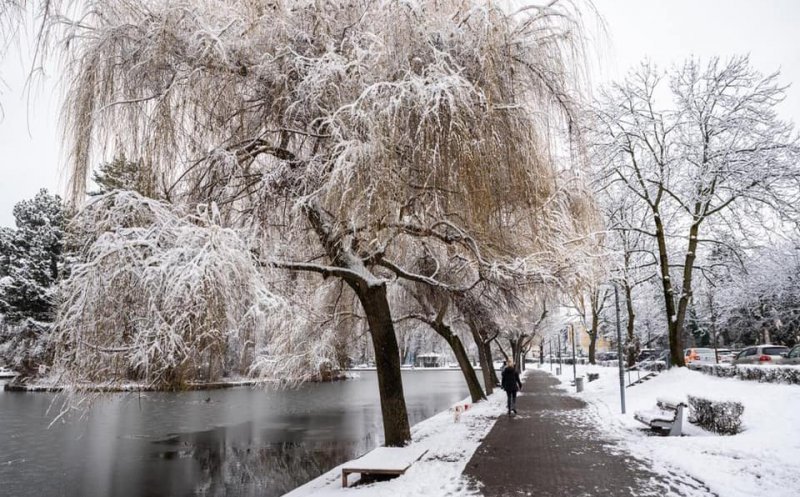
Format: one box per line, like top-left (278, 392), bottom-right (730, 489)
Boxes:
top-left (512, 338), bottom-right (522, 370)
top-left (588, 334), bottom-right (597, 364)
top-left (471, 328), bottom-right (494, 395)
top-left (431, 322), bottom-right (485, 403)
top-left (351, 281), bottom-right (411, 446)
top-left (483, 340), bottom-right (500, 385)
top-left (624, 280), bottom-right (637, 367)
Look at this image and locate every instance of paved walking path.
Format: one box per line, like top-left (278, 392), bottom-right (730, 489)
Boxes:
top-left (463, 369), bottom-right (715, 497)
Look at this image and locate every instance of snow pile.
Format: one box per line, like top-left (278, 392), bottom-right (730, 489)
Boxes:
top-left (283, 390), bottom-right (506, 497)
top-left (556, 365), bottom-right (800, 497)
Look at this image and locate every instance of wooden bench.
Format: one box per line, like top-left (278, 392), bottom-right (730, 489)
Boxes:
top-left (634, 397), bottom-right (687, 436)
top-left (341, 447), bottom-right (428, 487)
top-left (587, 373), bottom-right (600, 382)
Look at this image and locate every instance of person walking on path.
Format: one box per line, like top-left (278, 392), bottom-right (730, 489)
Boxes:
top-left (500, 360), bottom-right (522, 415)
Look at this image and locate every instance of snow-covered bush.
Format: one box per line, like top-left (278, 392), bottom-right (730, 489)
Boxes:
top-left (698, 364), bottom-right (737, 378)
top-left (698, 364), bottom-right (800, 385)
top-left (688, 395), bottom-right (745, 435)
top-left (53, 191), bottom-right (286, 390)
top-left (0, 320), bottom-right (53, 373)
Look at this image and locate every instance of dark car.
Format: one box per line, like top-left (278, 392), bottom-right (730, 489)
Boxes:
top-left (596, 352), bottom-right (618, 362)
top-left (637, 349), bottom-right (661, 362)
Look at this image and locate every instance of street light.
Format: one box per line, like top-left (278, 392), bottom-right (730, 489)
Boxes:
top-left (613, 282), bottom-right (626, 414)
top-left (570, 324), bottom-right (577, 383)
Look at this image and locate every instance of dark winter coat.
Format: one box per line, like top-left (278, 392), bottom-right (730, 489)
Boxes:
top-left (501, 366), bottom-right (522, 392)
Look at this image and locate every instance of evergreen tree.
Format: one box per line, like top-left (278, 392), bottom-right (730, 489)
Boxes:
top-left (90, 154), bottom-right (155, 196)
top-left (0, 189), bottom-right (66, 323)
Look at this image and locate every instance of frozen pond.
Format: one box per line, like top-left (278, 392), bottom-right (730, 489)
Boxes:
top-left (0, 370), bottom-right (482, 497)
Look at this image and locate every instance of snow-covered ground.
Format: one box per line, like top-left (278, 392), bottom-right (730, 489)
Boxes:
top-left (284, 389), bottom-right (507, 497)
top-left (554, 364), bottom-right (800, 497)
top-left (285, 366), bottom-right (800, 497)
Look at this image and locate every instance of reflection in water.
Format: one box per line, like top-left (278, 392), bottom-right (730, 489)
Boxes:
top-left (152, 417), bottom-right (374, 497)
top-left (166, 434), bottom-right (367, 497)
top-left (0, 370), bottom-right (481, 497)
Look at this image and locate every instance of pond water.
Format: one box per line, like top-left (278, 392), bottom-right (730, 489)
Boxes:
top-left (0, 370), bottom-right (481, 497)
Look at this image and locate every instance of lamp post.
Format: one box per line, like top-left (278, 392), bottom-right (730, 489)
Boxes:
top-left (614, 282), bottom-right (626, 414)
top-left (557, 334), bottom-right (562, 375)
top-left (571, 324), bottom-right (577, 382)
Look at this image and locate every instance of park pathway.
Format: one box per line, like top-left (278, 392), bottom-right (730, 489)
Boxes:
top-left (463, 369), bottom-right (715, 497)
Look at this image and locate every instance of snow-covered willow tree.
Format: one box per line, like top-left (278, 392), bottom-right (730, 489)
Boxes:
top-left (591, 57), bottom-right (800, 366)
top-left (54, 191), bottom-right (286, 389)
top-left (33, 0), bottom-right (598, 446)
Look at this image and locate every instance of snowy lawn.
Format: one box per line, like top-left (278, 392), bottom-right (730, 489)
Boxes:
top-left (283, 387), bottom-right (507, 497)
top-left (553, 364), bottom-right (800, 497)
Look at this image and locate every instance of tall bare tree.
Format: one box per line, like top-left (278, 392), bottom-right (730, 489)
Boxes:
top-left (591, 57), bottom-right (800, 366)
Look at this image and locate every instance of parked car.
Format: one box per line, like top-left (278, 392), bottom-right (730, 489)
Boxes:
top-left (637, 349), bottom-right (663, 362)
top-left (715, 349), bottom-right (735, 364)
top-left (684, 348), bottom-right (716, 368)
top-left (596, 352), bottom-right (618, 362)
top-left (732, 345), bottom-right (790, 365)
top-left (782, 344), bottom-right (800, 365)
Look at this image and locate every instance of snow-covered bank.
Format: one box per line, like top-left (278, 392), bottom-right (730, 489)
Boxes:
top-left (283, 389), bottom-right (507, 497)
top-left (4, 372), bottom-right (353, 392)
top-left (553, 364), bottom-right (800, 497)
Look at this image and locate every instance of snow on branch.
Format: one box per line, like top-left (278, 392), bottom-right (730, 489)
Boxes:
top-left (53, 191), bottom-right (287, 390)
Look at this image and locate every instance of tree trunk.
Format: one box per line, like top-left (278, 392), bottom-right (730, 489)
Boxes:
top-left (512, 338), bottom-right (523, 371)
top-left (673, 216), bottom-right (702, 364)
top-left (304, 204), bottom-right (411, 445)
top-left (588, 333), bottom-right (597, 364)
top-left (483, 340), bottom-right (500, 385)
top-left (351, 281), bottom-right (411, 446)
top-left (654, 214), bottom-right (685, 366)
top-left (430, 322), bottom-right (485, 403)
top-left (624, 280), bottom-right (637, 367)
top-left (471, 327), bottom-right (494, 395)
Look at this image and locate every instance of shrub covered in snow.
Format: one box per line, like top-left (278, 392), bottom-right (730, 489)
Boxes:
top-left (687, 395), bottom-right (745, 435)
top-left (53, 191), bottom-right (287, 390)
top-left (698, 364), bottom-right (800, 385)
top-left (0, 320), bottom-right (54, 374)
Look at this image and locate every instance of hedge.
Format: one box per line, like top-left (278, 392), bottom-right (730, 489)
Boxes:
top-left (698, 364), bottom-right (800, 385)
top-left (687, 395), bottom-right (745, 435)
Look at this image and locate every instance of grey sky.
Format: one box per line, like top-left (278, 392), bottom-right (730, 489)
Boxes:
top-left (1, 0), bottom-right (800, 226)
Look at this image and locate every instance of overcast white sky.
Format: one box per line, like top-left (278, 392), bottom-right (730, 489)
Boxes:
top-left (1, 0), bottom-right (800, 227)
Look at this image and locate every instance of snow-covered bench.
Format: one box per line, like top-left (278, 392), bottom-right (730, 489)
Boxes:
top-left (634, 397), bottom-right (687, 436)
top-left (341, 447), bottom-right (428, 487)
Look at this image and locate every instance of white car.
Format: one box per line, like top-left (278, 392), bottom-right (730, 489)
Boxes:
top-left (684, 348), bottom-right (716, 368)
top-left (732, 345), bottom-right (790, 365)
